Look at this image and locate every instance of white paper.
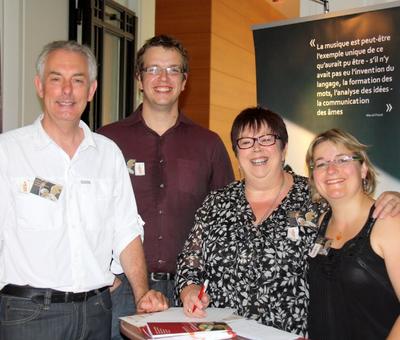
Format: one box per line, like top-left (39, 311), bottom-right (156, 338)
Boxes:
top-left (120, 307), bottom-right (239, 327)
top-left (226, 318), bottom-right (299, 340)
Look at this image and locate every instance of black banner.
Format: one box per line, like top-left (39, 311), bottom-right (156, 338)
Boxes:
top-left (253, 2), bottom-right (400, 183)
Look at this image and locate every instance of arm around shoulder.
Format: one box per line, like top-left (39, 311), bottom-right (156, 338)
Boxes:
top-left (373, 191), bottom-right (400, 219)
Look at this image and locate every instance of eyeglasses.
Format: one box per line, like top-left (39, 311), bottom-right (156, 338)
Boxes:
top-left (141, 65), bottom-right (184, 76)
top-left (236, 134), bottom-right (281, 149)
top-left (310, 154), bottom-right (362, 170)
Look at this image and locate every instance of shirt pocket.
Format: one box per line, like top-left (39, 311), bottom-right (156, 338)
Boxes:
top-left (76, 178), bottom-right (115, 231)
top-left (177, 159), bottom-right (205, 194)
top-left (12, 177), bottom-right (63, 231)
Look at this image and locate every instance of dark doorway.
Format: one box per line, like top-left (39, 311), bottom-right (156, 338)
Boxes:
top-left (69, 0), bottom-right (137, 130)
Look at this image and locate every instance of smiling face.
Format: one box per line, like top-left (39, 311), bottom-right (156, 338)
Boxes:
top-left (34, 49), bottom-right (97, 128)
top-left (312, 140), bottom-right (367, 202)
top-left (138, 46), bottom-right (187, 112)
top-left (236, 123), bottom-right (286, 185)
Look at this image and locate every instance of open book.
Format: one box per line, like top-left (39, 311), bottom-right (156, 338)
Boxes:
top-left (145, 321), bottom-right (236, 339)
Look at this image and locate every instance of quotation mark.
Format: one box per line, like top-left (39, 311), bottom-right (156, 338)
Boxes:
top-left (310, 39), bottom-right (316, 47)
top-left (386, 103), bottom-right (393, 112)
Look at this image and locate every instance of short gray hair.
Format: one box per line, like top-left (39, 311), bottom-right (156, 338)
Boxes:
top-left (36, 40), bottom-right (97, 83)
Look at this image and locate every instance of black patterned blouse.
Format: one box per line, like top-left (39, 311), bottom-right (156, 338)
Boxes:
top-left (175, 172), bottom-right (325, 336)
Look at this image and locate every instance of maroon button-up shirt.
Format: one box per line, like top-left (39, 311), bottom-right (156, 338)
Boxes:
top-left (98, 105), bottom-right (234, 273)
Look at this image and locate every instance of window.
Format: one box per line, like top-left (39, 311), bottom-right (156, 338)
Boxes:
top-left (69, 0), bottom-right (136, 130)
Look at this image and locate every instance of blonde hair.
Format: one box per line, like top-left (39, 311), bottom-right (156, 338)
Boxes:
top-left (306, 128), bottom-right (377, 200)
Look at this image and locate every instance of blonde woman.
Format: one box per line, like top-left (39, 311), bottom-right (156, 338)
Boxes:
top-left (306, 129), bottom-right (400, 340)
top-left (175, 108), bottom-right (400, 336)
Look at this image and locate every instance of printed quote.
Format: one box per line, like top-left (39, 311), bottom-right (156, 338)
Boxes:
top-left (310, 34), bottom-right (394, 117)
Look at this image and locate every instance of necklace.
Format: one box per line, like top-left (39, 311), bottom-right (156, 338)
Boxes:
top-left (254, 175), bottom-right (286, 225)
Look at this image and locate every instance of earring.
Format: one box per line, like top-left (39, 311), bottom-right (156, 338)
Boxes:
top-left (362, 178), bottom-right (368, 192)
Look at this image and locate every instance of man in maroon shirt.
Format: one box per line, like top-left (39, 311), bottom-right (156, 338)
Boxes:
top-left (98, 35), bottom-right (234, 339)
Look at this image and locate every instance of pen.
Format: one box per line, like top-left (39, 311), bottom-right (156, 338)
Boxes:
top-left (192, 279), bottom-right (209, 313)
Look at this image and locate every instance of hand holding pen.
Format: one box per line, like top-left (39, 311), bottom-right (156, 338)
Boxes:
top-left (181, 279), bottom-right (210, 317)
top-left (192, 279), bottom-right (208, 313)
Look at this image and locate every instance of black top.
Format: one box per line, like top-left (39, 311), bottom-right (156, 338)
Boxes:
top-left (308, 206), bottom-right (399, 340)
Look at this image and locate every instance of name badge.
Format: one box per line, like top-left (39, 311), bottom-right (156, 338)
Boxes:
top-left (19, 179), bottom-right (32, 193)
top-left (134, 162), bottom-right (145, 176)
top-left (30, 177), bottom-right (63, 202)
top-left (309, 235), bottom-right (332, 258)
top-left (126, 159), bottom-right (145, 176)
top-left (287, 226), bottom-right (299, 241)
top-left (127, 159), bottom-right (135, 174)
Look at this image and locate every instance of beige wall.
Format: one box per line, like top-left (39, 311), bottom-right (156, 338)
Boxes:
top-left (156, 0), bottom-right (287, 178)
top-left (0, 0), bottom-right (394, 133)
top-left (210, 0), bottom-right (286, 177)
top-left (1, 0), bottom-right (68, 131)
top-left (156, 0), bottom-right (212, 128)
top-left (0, 0), bottom-right (154, 132)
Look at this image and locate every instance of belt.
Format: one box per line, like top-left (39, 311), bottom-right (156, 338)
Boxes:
top-left (149, 272), bottom-right (175, 281)
top-left (1, 284), bottom-right (108, 303)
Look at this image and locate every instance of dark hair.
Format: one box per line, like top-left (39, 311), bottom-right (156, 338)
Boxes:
top-left (135, 35), bottom-right (189, 77)
top-left (230, 106), bottom-right (288, 155)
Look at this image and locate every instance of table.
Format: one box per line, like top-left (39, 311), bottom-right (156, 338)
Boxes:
top-left (120, 307), bottom-right (302, 340)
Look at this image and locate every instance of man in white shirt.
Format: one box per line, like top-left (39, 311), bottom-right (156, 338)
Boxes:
top-left (0, 40), bottom-right (167, 340)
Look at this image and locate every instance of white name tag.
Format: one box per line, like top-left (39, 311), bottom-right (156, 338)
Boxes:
top-left (135, 162), bottom-right (145, 176)
top-left (287, 226), bottom-right (299, 241)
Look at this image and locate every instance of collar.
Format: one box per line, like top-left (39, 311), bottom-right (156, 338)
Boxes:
top-left (122, 103), bottom-right (195, 129)
top-left (33, 114), bottom-right (96, 151)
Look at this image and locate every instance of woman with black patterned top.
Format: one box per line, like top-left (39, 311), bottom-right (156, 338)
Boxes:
top-left (306, 129), bottom-right (400, 340)
top-left (175, 107), bottom-right (400, 336)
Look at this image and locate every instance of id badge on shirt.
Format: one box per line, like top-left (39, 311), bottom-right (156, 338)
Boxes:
top-left (30, 177), bottom-right (63, 202)
top-left (309, 235), bottom-right (332, 258)
top-left (126, 159), bottom-right (145, 176)
top-left (287, 226), bottom-right (300, 241)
